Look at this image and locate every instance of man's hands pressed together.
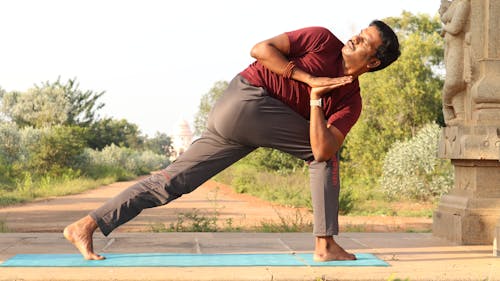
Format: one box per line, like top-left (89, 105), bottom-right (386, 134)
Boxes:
top-left (308, 75), bottom-right (353, 99)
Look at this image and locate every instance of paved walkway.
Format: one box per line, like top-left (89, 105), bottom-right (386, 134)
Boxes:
top-left (0, 232), bottom-right (498, 281)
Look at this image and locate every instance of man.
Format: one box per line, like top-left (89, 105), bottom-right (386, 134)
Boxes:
top-left (64, 20), bottom-right (400, 261)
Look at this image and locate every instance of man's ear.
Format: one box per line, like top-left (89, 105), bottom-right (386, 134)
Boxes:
top-left (367, 58), bottom-right (381, 69)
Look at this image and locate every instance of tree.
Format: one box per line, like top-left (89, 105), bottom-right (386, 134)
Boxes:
top-left (341, 12), bottom-right (444, 185)
top-left (0, 78), bottom-right (105, 128)
top-left (143, 132), bottom-right (172, 156)
top-left (86, 118), bottom-right (144, 150)
top-left (193, 81), bottom-right (228, 136)
top-left (1, 88), bottom-right (71, 127)
top-left (37, 78), bottom-right (105, 126)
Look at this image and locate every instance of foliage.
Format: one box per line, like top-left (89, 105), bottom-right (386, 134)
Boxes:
top-left (86, 118), bottom-right (144, 150)
top-left (259, 209), bottom-right (313, 232)
top-left (241, 148), bottom-right (305, 174)
top-left (0, 122), bottom-right (22, 165)
top-left (0, 125), bottom-right (169, 206)
top-left (0, 175), bottom-right (116, 207)
top-left (215, 162), bottom-right (312, 209)
top-left (0, 78), bottom-right (173, 207)
top-left (1, 88), bottom-right (71, 127)
top-left (38, 78), bottom-right (105, 126)
top-left (338, 186), bottom-right (355, 215)
top-left (79, 144), bottom-right (169, 180)
top-left (0, 122), bottom-right (22, 187)
top-left (342, 12), bottom-right (444, 186)
top-left (0, 124), bottom-right (86, 179)
top-left (29, 126), bottom-right (87, 175)
top-left (143, 132), bottom-right (172, 156)
top-left (0, 78), bottom-right (104, 128)
top-left (166, 209), bottom-right (218, 232)
top-left (193, 80), bottom-right (228, 136)
top-left (215, 160), bottom-right (356, 215)
top-left (380, 123), bottom-right (453, 200)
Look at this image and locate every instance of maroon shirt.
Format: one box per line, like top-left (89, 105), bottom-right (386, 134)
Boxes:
top-left (240, 26), bottom-right (362, 137)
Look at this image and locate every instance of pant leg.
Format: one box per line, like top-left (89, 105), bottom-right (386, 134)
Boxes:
top-left (90, 129), bottom-right (254, 236)
top-left (308, 157), bottom-right (340, 236)
top-left (218, 75), bottom-right (340, 236)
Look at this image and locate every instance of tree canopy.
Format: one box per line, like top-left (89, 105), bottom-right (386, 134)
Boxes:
top-left (0, 78), bottom-right (104, 128)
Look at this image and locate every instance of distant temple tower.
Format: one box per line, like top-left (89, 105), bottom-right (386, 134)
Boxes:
top-left (170, 119), bottom-right (193, 161)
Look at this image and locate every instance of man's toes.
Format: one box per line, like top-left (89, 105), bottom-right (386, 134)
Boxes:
top-left (84, 253), bottom-right (105, 260)
top-left (91, 254), bottom-right (105, 260)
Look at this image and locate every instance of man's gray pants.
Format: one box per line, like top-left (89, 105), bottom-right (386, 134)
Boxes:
top-left (90, 75), bottom-right (340, 237)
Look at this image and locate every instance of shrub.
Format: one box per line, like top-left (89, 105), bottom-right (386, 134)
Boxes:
top-left (242, 148), bottom-right (306, 174)
top-left (29, 126), bottom-right (87, 175)
top-left (380, 123), bottom-right (453, 200)
top-left (79, 144), bottom-right (169, 180)
top-left (0, 123), bottom-right (21, 185)
top-left (0, 122), bottom-right (22, 164)
top-left (338, 185), bottom-right (355, 215)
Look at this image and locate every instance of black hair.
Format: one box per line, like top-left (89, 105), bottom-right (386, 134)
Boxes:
top-left (369, 20), bottom-right (401, 72)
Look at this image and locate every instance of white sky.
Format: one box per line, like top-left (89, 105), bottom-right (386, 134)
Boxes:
top-left (0, 0), bottom-right (440, 136)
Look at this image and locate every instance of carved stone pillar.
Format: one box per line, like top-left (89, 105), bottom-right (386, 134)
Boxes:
top-left (433, 0), bottom-right (500, 246)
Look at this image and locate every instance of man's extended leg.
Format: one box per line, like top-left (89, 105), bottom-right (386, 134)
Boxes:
top-left (64, 129), bottom-right (254, 259)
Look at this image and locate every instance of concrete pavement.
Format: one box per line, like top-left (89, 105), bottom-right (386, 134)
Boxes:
top-left (0, 232), bottom-right (498, 281)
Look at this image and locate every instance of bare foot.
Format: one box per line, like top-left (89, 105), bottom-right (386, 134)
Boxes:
top-left (313, 236), bottom-right (356, 261)
top-left (63, 215), bottom-right (105, 260)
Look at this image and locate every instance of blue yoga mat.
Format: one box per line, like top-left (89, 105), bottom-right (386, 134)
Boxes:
top-left (0, 253), bottom-right (388, 267)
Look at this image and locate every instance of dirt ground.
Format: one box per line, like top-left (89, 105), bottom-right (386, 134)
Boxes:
top-left (0, 175), bottom-right (432, 233)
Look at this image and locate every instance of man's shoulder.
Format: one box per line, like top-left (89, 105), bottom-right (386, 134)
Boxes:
top-left (286, 26), bottom-right (342, 50)
top-left (287, 26), bottom-right (334, 37)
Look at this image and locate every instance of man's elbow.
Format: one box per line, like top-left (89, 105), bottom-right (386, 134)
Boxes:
top-left (250, 42), bottom-right (265, 59)
top-left (312, 150), bottom-right (335, 162)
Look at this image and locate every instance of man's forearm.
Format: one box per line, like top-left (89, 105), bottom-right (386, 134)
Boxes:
top-left (251, 41), bottom-right (313, 85)
top-left (309, 104), bottom-right (338, 162)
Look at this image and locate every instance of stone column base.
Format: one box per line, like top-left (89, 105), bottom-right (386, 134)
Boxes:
top-left (433, 194), bottom-right (500, 245)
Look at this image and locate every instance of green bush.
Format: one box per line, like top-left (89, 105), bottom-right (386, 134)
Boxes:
top-left (0, 122), bottom-right (22, 165)
top-left (241, 148), bottom-right (305, 174)
top-left (338, 185), bottom-right (355, 215)
top-left (29, 125), bottom-right (87, 175)
top-left (79, 144), bottom-right (169, 180)
top-left (380, 123), bottom-right (453, 200)
top-left (0, 123), bottom-right (21, 186)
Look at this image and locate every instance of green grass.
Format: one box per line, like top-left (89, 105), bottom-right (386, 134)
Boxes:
top-left (148, 188), bottom-right (313, 233)
top-left (148, 208), bottom-right (313, 233)
top-left (257, 209), bottom-right (313, 232)
top-left (215, 162), bottom-right (436, 218)
top-left (0, 176), bottom-right (117, 207)
top-left (342, 223), bottom-right (368, 232)
top-left (149, 209), bottom-right (241, 232)
top-left (349, 199), bottom-right (435, 218)
top-left (215, 164), bottom-right (312, 209)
